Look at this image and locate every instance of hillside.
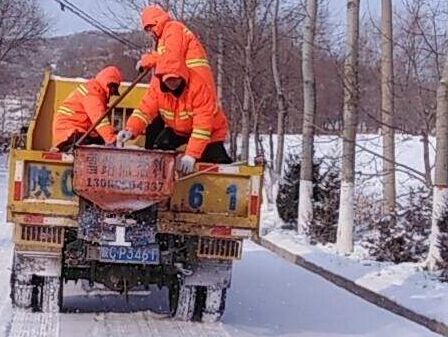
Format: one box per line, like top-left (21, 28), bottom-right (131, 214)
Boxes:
top-left (0, 31), bottom-right (145, 98)
top-left (0, 31), bottom-right (144, 138)
top-left (0, 28), bottom-right (431, 138)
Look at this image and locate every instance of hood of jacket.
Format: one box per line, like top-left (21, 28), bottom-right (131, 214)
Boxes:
top-left (95, 66), bottom-right (123, 96)
top-left (155, 56), bottom-right (190, 85)
top-left (141, 5), bottom-right (171, 38)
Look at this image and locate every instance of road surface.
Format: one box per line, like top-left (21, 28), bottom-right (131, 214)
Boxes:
top-left (0, 169), bottom-right (439, 337)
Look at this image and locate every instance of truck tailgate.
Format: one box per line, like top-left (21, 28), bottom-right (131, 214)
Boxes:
top-left (160, 163), bottom-right (264, 234)
top-left (8, 149), bottom-right (78, 220)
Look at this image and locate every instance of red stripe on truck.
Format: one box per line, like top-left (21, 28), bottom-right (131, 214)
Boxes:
top-left (42, 152), bottom-right (63, 161)
top-left (23, 214), bottom-right (45, 224)
top-left (250, 195), bottom-right (259, 216)
top-left (210, 226), bottom-right (232, 237)
top-left (197, 164), bottom-right (219, 172)
top-left (13, 181), bottom-right (22, 201)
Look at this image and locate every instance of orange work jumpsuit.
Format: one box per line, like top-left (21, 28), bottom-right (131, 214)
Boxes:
top-left (52, 66), bottom-right (123, 148)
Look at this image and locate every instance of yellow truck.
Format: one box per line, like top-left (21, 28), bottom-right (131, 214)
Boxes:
top-left (7, 71), bottom-right (263, 322)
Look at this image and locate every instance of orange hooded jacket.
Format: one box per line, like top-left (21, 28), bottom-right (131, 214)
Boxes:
top-left (52, 66), bottom-right (123, 148)
top-left (140, 6), bottom-right (217, 98)
top-left (126, 58), bottom-right (228, 159)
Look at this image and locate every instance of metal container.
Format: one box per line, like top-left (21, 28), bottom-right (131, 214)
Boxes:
top-left (73, 146), bottom-right (176, 211)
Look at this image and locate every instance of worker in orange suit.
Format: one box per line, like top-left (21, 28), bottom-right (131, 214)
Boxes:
top-left (136, 5), bottom-right (217, 98)
top-left (52, 66), bottom-right (123, 152)
top-left (118, 58), bottom-right (231, 174)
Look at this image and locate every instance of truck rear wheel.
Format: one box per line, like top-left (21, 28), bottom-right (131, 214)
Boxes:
top-left (170, 284), bottom-right (227, 322)
top-left (11, 272), bottom-right (62, 313)
top-left (201, 287), bottom-right (227, 323)
top-left (10, 272), bottom-right (33, 309)
top-left (173, 285), bottom-right (197, 321)
top-left (40, 277), bottom-right (62, 313)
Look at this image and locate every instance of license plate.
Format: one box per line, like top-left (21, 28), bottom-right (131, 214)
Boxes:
top-left (99, 245), bottom-right (160, 265)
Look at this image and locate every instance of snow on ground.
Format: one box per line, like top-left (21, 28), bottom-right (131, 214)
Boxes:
top-left (0, 155), bottom-right (6, 170)
top-left (0, 98), bottom-right (33, 136)
top-left (263, 228), bottom-right (448, 331)
top-left (0, 164), bottom-right (441, 336)
top-left (256, 133), bottom-right (446, 329)
top-left (250, 133), bottom-right (434, 196)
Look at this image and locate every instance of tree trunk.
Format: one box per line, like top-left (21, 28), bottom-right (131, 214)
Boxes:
top-left (269, 126), bottom-right (274, 166)
top-left (271, 0), bottom-right (287, 176)
top-left (422, 130), bottom-right (432, 187)
top-left (230, 77), bottom-right (238, 160)
top-left (336, 0), bottom-right (360, 254)
top-left (241, 79), bottom-right (251, 160)
top-left (381, 0), bottom-right (396, 225)
top-left (253, 108), bottom-right (260, 156)
top-left (217, 33), bottom-right (224, 106)
top-left (266, 127), bottom-right (275, 207)
top-left (1, 99), bottom-right (5, 134)
top-left (179, 0), bottom-right (185, 20)
top-left (298, 0), bottom-right (317, 234)
top-left (427, 53), bottom-right (448, 271)
top-left (241, 0), bottom-right (255, 161)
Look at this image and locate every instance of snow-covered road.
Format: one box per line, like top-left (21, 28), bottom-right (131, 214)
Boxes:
top-left (0, 170), bottom-right (440, 337)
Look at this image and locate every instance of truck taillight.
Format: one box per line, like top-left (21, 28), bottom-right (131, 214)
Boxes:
top-left (13, 182), bottom-right (22, 201)
top-left (250, 196), bottom-right (259, 215)
top-left (42, 152), bottom-right (62, 161)
top-left (250, 176), bottom-right (261, 216)
top-left (210, 226), bottom-right (232, 237)
top-left (13, 160), bottom-right (24, 201)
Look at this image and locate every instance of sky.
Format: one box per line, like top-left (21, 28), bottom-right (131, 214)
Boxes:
top-left (42, 0), bottom-right (393, 37)
top-left (42, 0), bottom-right (123, 37)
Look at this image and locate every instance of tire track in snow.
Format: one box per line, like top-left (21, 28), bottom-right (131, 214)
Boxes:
top-left (7, 312), bottom-right (59, 337)
top-left (0, 175), bottom-right (13, 336)
top-left (83, 311), bottom-right (230, 337)
top-left (143, 313), bottom-right (230, 337)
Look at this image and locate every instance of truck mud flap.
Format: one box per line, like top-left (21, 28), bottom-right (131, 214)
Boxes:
top-left (14, 252), bottom-right (62, 278)
top-left (183, 261), bottom-right (232, 288)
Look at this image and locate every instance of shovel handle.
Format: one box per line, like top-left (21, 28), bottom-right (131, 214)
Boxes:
top-left (176, 161), bottom-right (247, 182)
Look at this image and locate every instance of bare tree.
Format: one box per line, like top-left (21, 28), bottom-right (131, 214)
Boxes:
top-left (427, 52), bottom-right (448, 271)
top-left (393, 0), bottom-right (446, 188)
top-left (240, 0), bottom-right (256, 161)
top-left (179, 0), bottom-right (186, 20)
top-left (271, 0), bottom-right (287, 175)
top-left (217, 33), bottom-right (224, 105)
top-left (230, 77), bottom-right (238, 160)
top-left (381, 0), bottom-right (396, 223)
top-left (0, 0), bottom-right (48, 64)
top-left (298, 0), bottom-right (317, 233)
top-left (336, 0), bottom-right (360, 254)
